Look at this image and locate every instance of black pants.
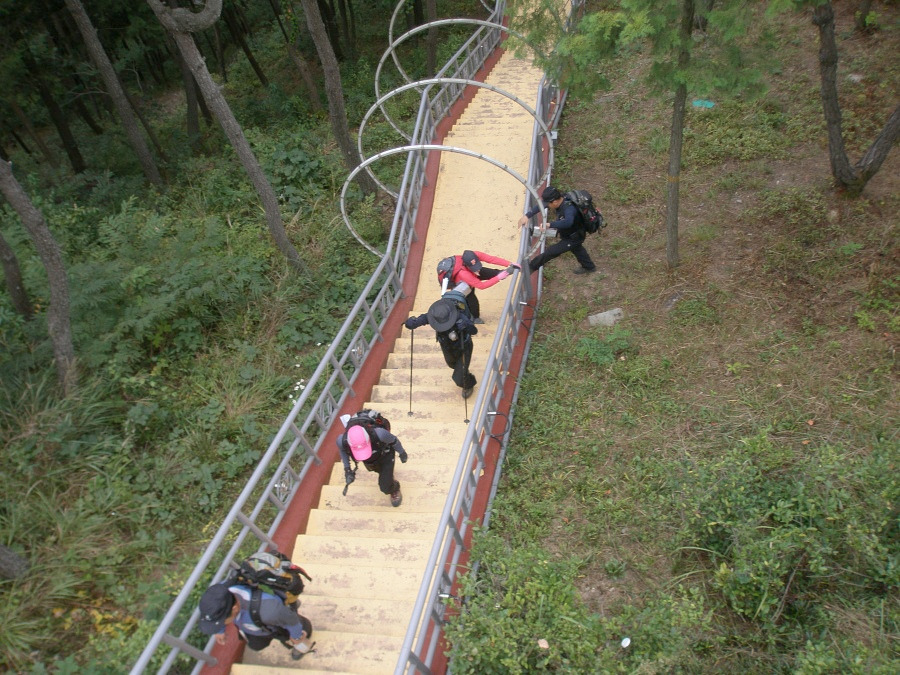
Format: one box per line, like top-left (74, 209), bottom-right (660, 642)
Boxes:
top-left (529, 233), bottom-right (594, 272)
top-left (438, 335), bottom-right (476, 390)
top-left (242, 627), bottom-right (291, 652)
top-left (466, 268), bottom-right (502, 318)
top-left (363, 449), bottom-right (399, 495)
top-left (241, 615), bottom-right (313, 651)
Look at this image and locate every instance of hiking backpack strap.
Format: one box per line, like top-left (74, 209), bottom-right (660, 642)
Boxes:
top-left (248, 588), bottom-right (270, 631)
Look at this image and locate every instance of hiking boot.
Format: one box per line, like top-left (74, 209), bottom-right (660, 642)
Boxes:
top-left (472, 317), bottom-right (485, 324)
top-left (291, 641), bottom-right (316, 660)
top-left (461, 386), bottom-right (474, 399)
top-left (390, 488), bottom-right (403, 507)
top-left (573, 267), bottom-right (596, 275)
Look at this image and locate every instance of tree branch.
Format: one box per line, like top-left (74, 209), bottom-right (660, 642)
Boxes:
top-left (146, 0), bottom-right (223, 33)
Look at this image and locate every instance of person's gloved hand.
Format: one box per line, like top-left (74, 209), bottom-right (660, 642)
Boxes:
top-left (399, 451), bottom-right (408, 463)
top-left (404, 317), bottom-right (417, 330)
top-left (497, 270), bottom-right (510, 280)
top-left (344, 468), bottom-right (355, 484)
top-left (505, 265), bottom-right (518, 274)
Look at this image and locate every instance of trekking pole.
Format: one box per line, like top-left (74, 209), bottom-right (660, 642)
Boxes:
top-left (408, 328), bottom-right (414, 417)
top-left (462, 338), bottom-right (472, 424)
top-left (342, 468), bottom-right (356, 496)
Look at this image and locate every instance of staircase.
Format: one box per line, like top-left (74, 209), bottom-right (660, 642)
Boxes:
top-left (231, 49), bottom-right (543, 675)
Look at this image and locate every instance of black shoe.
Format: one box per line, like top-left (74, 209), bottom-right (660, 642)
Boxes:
top-left (461, 386), bottom-right (474, 399)
top-left (390, 489), bottom-right (403, 507)
top-left (472, 317), bottom-right (485, 324)
top-left (291, 641), bottom-right (316, 660)
top-left (573, 267), bottom-right (596, 275)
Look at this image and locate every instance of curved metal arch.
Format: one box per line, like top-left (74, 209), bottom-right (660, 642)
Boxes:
top-left (357, 77), bottom-right (555, 195)
top-left (340, 144), bottom-right (545, 257)
top-left (386, 0), bottom-right (498, 94)
top-left (375, 19), bottom-right (532, 140)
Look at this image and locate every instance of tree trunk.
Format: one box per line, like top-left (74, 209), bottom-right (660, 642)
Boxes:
top-left (0, 544), bottom-right (29, 581)
top-left (64, 0), bottom-right (164, 186)
top-left (335, 0), bottom-right (355, 61)
top-left (812, 3), bottom-right (857, 186)
top-left (299, 0), bottom-right (377, 194)
top-left (32, 69), bottom-right (86, 173)
top-left (213, 24), bottom-right (228, 83)
top-left (177, 48), bottom-right (203, 148)
top-left (316, 0), bottom-right (344, 60)
top-left (345, 0), bottom-right (357, 57)
top-left (120, 80), bottom-right (170, 163)
top-left (147, 0), bottom-right (305, 270)
top-left (425, 0), bottom-right (437, 77)
top-left (223, 5), bottom-right (269, 87)
top-left (9, 98), bottom-right (58, 167)
top-left (0, 229), bottom-right (33, 319)
top-left (67, 84), bottom-right (105, 134)
top-left (196, 78), bottom-right (214, 127)
top-left (665, 0), bottom-right (694, 270)
top-left (7, 126), bottom-right (31, 155)
top-left (855, 0), bottom-right (874, 31)
top-left (272, 0), bottom-right (323, 111)
top-left (0, 160), bottom-right (76, 394)
top-left (412, 0), bottom-right (424, 30)
top-left (287, 44), bottom-right (323, 112)
top-left (813, 2), bottom-right (899, 196)
top-left (852, 104), bottom-right (900, 189)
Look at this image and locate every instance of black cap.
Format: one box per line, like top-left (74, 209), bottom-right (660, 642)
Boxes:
top-left (198, 584), bottom-right (234, 635)
top-left (461, 250), bottom-right (482, 273)
top-left (541, 186), bottom-right (562, 203)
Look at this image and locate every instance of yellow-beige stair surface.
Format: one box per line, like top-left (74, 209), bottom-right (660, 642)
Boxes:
top-left (231, 51), bottom-right (542, 674)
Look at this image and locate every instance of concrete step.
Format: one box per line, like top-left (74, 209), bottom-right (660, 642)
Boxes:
top-left (305, 509), bottom-right (440, 540)
top-left (298, 595), bottom-right (415, 637)
top-left (327, 462), bottom-right (456, 489)
top-left (376, 368), bottom-right (466, 387)
top-left (371, 383), bottom-right (477, 404)
top-left (356, 403), bottom-right (475, 426)
top-left (233, 665), bottom-right (355, 675)
top-left (385, 352), bottom-right (458, 369)
top-left (238, 630), bottom-right (403, 673)
top-left (295, 534), bottom-right (433, 568)
top-left (295, 562), bottom-right (424, 600)
top-left (318, 484), bottom-right (449, 513)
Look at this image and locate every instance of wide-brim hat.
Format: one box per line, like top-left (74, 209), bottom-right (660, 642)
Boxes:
top-left (198, 584), bottom-right (234, 635)
top-left (427, 298), bottom-right (458, 332)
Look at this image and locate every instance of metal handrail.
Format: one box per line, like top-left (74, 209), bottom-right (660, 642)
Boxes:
top-left (129, 3), bottom-right (516, 673)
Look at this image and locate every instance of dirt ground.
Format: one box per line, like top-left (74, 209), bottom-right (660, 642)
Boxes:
top-left (530, 1), bottom-right (899, 617)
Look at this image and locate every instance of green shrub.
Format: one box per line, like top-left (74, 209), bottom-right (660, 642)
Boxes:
top-left (575, 327), bottom-right (633, 366)
top-left (675, 432), bottom-right (898, 630)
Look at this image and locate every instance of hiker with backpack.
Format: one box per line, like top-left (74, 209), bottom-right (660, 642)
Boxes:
top-left (435, 250), bottom-right (519, 323)
top-left (198, 581), bottom-right (314, 661)
top-left (404, 287), bottom-right (478, 399)
top-left (517, 186), bottom-right (599, 275)
top-left (337, 409), bottom-right (408, 507)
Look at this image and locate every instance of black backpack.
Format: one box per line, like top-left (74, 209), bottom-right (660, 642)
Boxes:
top-left (232, 551), bottom-right (312, 608)
top-left (436, 256), bottom-right (457, 285)
top-left (565, 190), bottom-right (606, 234)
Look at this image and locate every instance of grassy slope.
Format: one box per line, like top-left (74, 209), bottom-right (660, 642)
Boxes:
top-left (446, 4), bottom-right (898, 673)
